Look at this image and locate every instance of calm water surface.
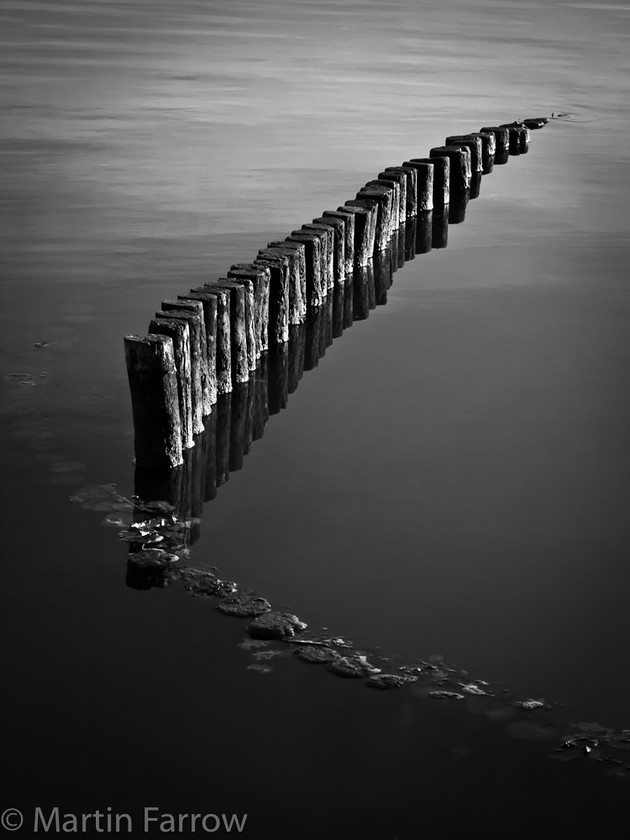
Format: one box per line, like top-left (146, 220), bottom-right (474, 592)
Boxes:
top-left (1, 0), bottom-right (629, 836)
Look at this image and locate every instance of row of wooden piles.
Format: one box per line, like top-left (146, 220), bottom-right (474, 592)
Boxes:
top-left (125, 118), bottom-right (547, 470)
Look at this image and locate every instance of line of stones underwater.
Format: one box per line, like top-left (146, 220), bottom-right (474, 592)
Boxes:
top-left (124, 118), bottom-right (546, 471)
top-left (109, 114), bottom-right (630, 775)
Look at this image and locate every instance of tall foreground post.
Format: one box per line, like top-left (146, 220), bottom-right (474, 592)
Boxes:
top-left (124, 334), bottom-right (183, 469)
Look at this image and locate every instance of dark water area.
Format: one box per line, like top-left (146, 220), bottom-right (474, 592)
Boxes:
top-left (2, 0), bottom-right (630, 836)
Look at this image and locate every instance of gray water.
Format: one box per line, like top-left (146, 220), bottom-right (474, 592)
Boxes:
top-left (1, 0), bottom-right (629, 836)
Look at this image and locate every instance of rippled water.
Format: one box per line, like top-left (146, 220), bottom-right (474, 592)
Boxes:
top-left (1, 0), bottom-right (629, 835)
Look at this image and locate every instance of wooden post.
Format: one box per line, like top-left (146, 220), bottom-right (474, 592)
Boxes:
top-left (158, 303), bottom-right (205, 434)
top-left (221, 273), bottom-right (256, 370)
top-left (469, 131), bottom-right (495, 174)
top-left (479, 126), bottom-right (510, 163)
top-left (263, 243), bottom-right (307, 325)
top-left (415, 211), bottom-right (433, 254)
top-left (341, 203), bottom-right (375, 267)
top-left (372, 178), bottom-right (402, 229)
top-left (353, 192), bottom-right (388, 252)
top-left (361, 182), bottom-right (396, 237)
top-left (430, 146), bottom-right (471, 195)
top-left (228, 264), bottom-right (271, 357)
top-left (204, 279), bottom-right (249, 384)
top-left (445, 135), bottom-right (483, 174)
top-left (148, 317), bottom-right (194, 449)
top-left (159, 299), bottom-right (210, 418)
top-left (191, 285), bottom-right (231, 395)
top-left (302, 222), bottom-right (335, 291)
top-left (500, 122), bottom-right (531, 153)
top-left (402, 160), bottom-right (433, 213)
top-left (523, 117), bottom-right (547, 129)
top-left (292, 227), bottom-right (329, 298)
top-left (286, 231), bottom-right (324, 308)
top-left (322, 209), bottom-right (355, 275)
top-left (378, 171), bottom-right (407, 226)
top-left (253, 253), bottom-right (290, 345)
top-left (124, 334), bottom-right (183, 469)
top-left (313, 215), bottom-right (345, 285)
top-left (385, 165), bottom-right (417, 220)
top-left (178, 291), bottom-right (218, 409)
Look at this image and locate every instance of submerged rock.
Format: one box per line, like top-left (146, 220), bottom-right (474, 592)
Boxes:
top-left (429, 690), bottom-right (465, 700)
top-left (128, 548), bottom-right (179, 570)
top-left (246, 611), bottom-right (307, 640)
top-left (366, 673), bottom-right (418, 690)
top-left (328, 655), bottom-right (381, 679)
top-left (217, 595), bottom-right (271, 618)
top-left (186, 578), bottom-right (238, 598)
top-left (513, 698), bottom-right (547, 711)
top-left (294, 645), bottom-right (341, 665)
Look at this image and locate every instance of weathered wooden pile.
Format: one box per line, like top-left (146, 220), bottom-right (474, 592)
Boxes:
top-left (125, 118), bottom-right (547, 469)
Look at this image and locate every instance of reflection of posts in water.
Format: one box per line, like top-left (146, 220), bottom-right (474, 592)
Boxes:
top-left (202, 408), bottom-right (217, 502)
top-left (252, 355), bottom-right (269, 439)
top-left (394, 226), bottom-right (406, 269)
top-left (288, 323), bottom-right (306, 393)
top-left (215, 393), bottom-right (231, 488)
top-left (353, 263), bottom-right (372, 321)
top-left (343, 274), bottom-right (354, 330)
top-left (404, 218), bottom-right (417, 261)
top-left (268, 341), bottom-right (289, 416)
top-left (229, 382), bottom-right (249, 470)
top-left (304, 304), bottom-right (324, 370)
top-left (415, 211), bottom-right (433, 254)
top-left (373, 252), bottom-right (390, 306)
top-left (322, 293), bottom-right (333, 355)
top-left (332, 282), bottom-right (344, 339)
top-left (448, 188), bottom-right (470, 224)
top-left (432, 212), bottom-right (449, 250)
